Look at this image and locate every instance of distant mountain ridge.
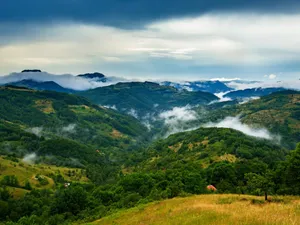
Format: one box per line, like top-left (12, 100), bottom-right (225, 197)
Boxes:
top-left (77, 72), bottom-right (107, 82)
top-left (224, 87), bottom-right (286, 99)
top-left (79, 81), bottom-right (218, 117)
top-left (7, 79), bottom-right (75, 93)
top-left (21, 69), bottom-right (42, 73)
top-left (161, 80), bottom-right (233, 93)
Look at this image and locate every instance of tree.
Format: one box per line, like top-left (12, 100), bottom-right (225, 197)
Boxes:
top-left (1, 175), bottom-right (19, 187)
top-left (276, 143), bottom-right (300, 195)
top-left (245, 171), bottom-right (274, 201)
top-left (51, 186), bottom-right (88, 215)
top-left (24, 180), bottom-right (32, 190)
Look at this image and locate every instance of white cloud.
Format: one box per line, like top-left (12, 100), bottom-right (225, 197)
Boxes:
top-left (142, 121), bottom-right (152, 130)
top-left (2, 13), bottom-right (300, 76)
top-left (159, 106), bottom-right (197, 124)
top-left (268, 74), bottom-right (277, 79)
top-left (0, 71), bottom-right (127, 90)
top-left (204, 116), bottom-right (279, 140)
top-left (127, 108), bottom-right (139, 118)
top-left (159, 106), bottom-right (200, 136)
top-left (265, 74), bottom-right (277, 79)
top-left (61, 124), bottom-right (76, 133)
top-left (227, 79), bottom-right (300, 90)
top-left (239, 97), bottom-right (260, 105)
top-left (22, 153), bottom-right (37, 164)
top-left (210, 78), bottom-right (241, 82)
top-left (26, 127), bottom-right (43, 137)
top-left (103, 105), bottom-right (117, 110)
top-left (209, 92), bottom-right (232, 104)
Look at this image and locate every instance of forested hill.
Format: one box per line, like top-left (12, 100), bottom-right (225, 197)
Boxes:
top-left (234, 91), bottom-right (299, 147)
top-left (195, 90), bottom-right (300, 148)
top-left (119, 127), bottom-right (296, 196)
top-left (131, 127), bottom-right (286, 171)
top-left (224, 87), bottom-right (286, 99)
top-left (6, 79), bottom-right (75, 93)
top-left (0, 86), bottom-right (148, 165)
top-left (79, 82), bottom-right (218, 117)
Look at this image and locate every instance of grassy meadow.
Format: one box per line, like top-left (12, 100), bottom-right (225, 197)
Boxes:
top-left (85, 194), bottom-right (300, 225)
top-left (0, 156), bottom-right (89, 198)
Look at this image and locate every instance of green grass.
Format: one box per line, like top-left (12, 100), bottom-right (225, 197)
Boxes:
top-left (0, 156), bottom-right (90, 198)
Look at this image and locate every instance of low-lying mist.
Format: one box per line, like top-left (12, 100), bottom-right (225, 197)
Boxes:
top-left (22, 153), bottom-right (37, 164)
top-left (204, 116), bottom-right (280, 141)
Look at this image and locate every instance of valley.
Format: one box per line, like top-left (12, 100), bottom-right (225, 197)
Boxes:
top-left (2, 2), bottom-right (300, 224)
top-left (0, 72), bottom-right (299, 225)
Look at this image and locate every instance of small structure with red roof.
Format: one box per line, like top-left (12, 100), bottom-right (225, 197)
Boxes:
top-left (207, 185), bottom-right (217, 192)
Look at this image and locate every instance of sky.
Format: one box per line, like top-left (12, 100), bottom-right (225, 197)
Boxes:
top-left (1, 0), bottom-right (300, 81)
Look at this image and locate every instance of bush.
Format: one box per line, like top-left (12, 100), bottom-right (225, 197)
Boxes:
top-left (250, 199), bottom-right (265, 205)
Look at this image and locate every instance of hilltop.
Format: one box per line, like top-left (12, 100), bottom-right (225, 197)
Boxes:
top-left (86, 194), bottom-right (300, 225)
top-left (193, 90), bottom-right (300, 148)
top-left (224, 87), bottom-right (286, 99)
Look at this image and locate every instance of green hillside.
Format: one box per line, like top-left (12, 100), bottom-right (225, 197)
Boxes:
top-left (135, 127), bottom-right (286, 170)
top-left (79, 82), bottom-right (218, 117)
top-left (0, 86), bottom-right (299, 225)
top-left (194, 90), bottom-right (300, 148)
top-left (0, 86), bottom-right (148, 166)
top-left (124, 127), bottom-right (287, 194)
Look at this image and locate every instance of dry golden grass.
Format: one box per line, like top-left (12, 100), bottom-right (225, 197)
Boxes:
top-left (111, 129), bottom-right (123, 138)
top-left (6, 187), bottom-right (30, 199)
top-left (35, 99), bottom-right (55, 114)
top-left (69, 105), bottom-right (97, 114)
top-left (215, 154), bottom-right (237, 163)
top-left (85, 194), bottom-right (300, 225)
top-left (168, 142), bottom-right (182, 153)
top-left (0, 87), bottom-right (36, 92)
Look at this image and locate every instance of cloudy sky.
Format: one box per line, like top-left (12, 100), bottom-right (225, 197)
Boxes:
top-left (1, 0), bottom-right (300, 80)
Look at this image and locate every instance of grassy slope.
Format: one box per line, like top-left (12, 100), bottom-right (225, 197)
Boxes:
top-left (85, 194), bottom-right (300, 225)
top-left (0, 156), bottom-right (89, 197)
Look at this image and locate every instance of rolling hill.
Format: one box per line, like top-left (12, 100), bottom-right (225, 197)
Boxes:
top-left (161, 80), bottom-right (233, 93)
top-left (132, 127), bottom-right (286, 171)
top-left (79, 82), bottom-right (218, 117)
top-left (224, 87), bottom-right (286, 99)
top-left (192, 90), bottom-right (300, 148)
top-left (0, 86), bottom-right (148, 166)
top-left (6, 79), bottom-right (75, 93)
top-left (77, 72), bottom-right (107, 82)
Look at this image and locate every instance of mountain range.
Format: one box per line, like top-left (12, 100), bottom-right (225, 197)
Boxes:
top-left (79, 81), bottom-right (218, 117)
top-left (161, 80), bottom-right (233, 93)
top-left (224, 87), bottom-right (286, 100)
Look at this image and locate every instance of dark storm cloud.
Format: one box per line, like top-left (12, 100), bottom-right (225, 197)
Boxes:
top-left (1, 0), bottom-right (300, 28)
